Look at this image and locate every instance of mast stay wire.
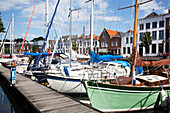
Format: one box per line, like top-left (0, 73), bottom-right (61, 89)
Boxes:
top-left (109, 0), bottom-right (121, 30)
top-left (49, 0), bottom-right (70, 53)
top-left (102, 0), bottom-right (105, 28)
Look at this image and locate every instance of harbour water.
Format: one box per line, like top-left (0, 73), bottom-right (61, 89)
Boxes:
top-left (0, 85), bottom-right (15, 113)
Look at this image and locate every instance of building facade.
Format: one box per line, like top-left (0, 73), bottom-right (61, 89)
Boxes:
top-left (121, 30), bottom-right (133, 57)
top-left (137, 10), bottom-right (170, 56)
top-left (99, 28), bottom-right (122, 55)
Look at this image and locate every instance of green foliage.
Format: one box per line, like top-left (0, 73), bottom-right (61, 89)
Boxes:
top-left (14, 38), bottom-right (24, 43)
top-left (0, 13), bottom-right (5, 33)
top-left (31, 36), bottom-right (44, 42)
top-left (72, 40), bottom-right (78, 51)
top-left (32, 45), bottom-right (38, 52)
top-left (141, 32), bottom-right (152, 53)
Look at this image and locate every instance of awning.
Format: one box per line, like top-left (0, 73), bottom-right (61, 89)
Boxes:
top-left (99, 49), bottom-right (107, 53)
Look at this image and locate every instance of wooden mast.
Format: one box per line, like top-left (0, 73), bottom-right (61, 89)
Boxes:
top-left (119, 0), bottom-right (153, 84)
top-left (131, 0), bottom-right (139, 78)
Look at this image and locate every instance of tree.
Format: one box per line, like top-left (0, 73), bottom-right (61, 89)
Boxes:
top-left (14, 38), bottom-right (24, 43)
top-left (72, 40), bottom-right (78, 51)
top-left (0, 13), bottom-right (5, 33)
top-left (141, 32), bottom-right (152, 54)
top-left (32, 45), bottom-right (38, 52)
top-left (30, 36), bottom-right (44, 42)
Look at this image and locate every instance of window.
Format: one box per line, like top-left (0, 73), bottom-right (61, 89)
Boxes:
top-left (105, 41), bottom-right (108, 47)
top-left (123, 47), bottom-right (126, 54)
top-left (146, 23), bottom-right (150, 29)
top-left (103, 34), bottom-right (107, 38)
top-left (85, 42), bottom-right (86, 46)
top-left (139, 24), bottom-right (144, 30)
top-left (126, 37), bottom-right (129, 44)
top-left (80, 41), bottom-right (82, 46)
top-left (95, 41), bottom-right (97, 46)
top-left (159, 20), bottom-right (164, 27)
top-left (115, 49), bottom-right (117, 54)
top-left (152, 31), bottom-right (157, 40)
top-left (159, 30), bottom-right (164, 39)
top-left (169, 29), bottom-right (170, 39)
top-left (112, 41), bottom-right (114, 46)
top-left (127, 47), bottom-right (130, 54)
top-left (116, 41), bottom-right (119, 46)
top-left (139, 33), bottom-right (144, 40)
top-left (152, 22), bottom-right (157, 28)
top-left (87, 41), bottom-right (89, 46)
top-left (159, 44), bottom-right (163, 53)
top-left (101, 42), bottom-right (104, 47)
top-left (130, 37), bottom-right (133, 43)
top-left (152, 44), bottom-right (156, 53)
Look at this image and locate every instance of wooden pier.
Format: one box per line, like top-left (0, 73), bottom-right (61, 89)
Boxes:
top-left (0, 66), bottom-right (100, 113)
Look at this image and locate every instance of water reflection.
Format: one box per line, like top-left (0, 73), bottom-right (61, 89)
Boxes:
top-left (0, 86), bottom-right (15, 113)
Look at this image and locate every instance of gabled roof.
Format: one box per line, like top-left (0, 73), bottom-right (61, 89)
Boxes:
top-left (105, 29), bottom-right (118, 37)
top-left (88, 34), bottom-right (96, 39)
top-left (126, 30), bottom-right (133, 33)
top-left (144, 12), bottom-right (159, 19)
top-left (94, 36), bottom-right (99, 40)
top-left (87, 34), bottom-right (99, 40)
top-left (114, 32), bottom-right (124, 38)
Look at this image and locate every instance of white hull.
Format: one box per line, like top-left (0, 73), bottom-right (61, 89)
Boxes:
top-left (47, 74), bottom-right (86, 93)
top-left (16, 64), bottom-right (28, 73)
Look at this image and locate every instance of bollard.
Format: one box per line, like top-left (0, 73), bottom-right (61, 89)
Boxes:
top-left (10, 67), bottom-right (16, 85)
top-left (22, 67), bottom-right (26, 76)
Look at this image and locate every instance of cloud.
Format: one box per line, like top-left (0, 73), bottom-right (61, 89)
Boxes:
top-left (20, 1), bottom-right (45, 19)
top-left (139, 0), bottom-right (167, 17)
top-left (95, 15), bottom-right (121, 21)
top-left (23, 20), bottom-right (45, 29)
top-left (162, 9), bottom-right (169, 13)
top-left (0, 0), bottom-right (30, 11)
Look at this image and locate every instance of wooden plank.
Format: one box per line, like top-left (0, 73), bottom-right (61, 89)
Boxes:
top-left (0, 66), bottom-right (99, 113)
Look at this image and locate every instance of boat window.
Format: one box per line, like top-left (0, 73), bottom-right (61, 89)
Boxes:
top-left (100, 64), bottom-right (107, 68)
top-left (108, 64), bottom-right (116, 69)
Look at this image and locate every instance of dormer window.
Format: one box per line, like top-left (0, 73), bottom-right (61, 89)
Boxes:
top-left (103, 34), bottom-right (107, 38)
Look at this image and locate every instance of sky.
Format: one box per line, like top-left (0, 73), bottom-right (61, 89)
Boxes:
top-left (0, 0), bottom-right (169, 41)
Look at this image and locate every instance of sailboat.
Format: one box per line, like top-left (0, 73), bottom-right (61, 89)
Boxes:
top-left (46, 0), bottom-right (134, 93)
top-left (82, 0), bottom-right (170, 112)
top-left (28, 0), bottom-right (61, 84)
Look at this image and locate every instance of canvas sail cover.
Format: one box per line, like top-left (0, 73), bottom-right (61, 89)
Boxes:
top-left (132, 47), bottom-right (170, 67)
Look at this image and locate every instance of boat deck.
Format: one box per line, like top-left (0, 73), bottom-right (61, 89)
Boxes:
top-left (0, 66), bottom-right (99, 113)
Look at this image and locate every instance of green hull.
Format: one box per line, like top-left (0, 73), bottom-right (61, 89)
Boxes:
top-left (83, 81), bottom-right (170, 112)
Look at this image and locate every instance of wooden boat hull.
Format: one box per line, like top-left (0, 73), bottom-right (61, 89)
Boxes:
top-left (83, 80), bottom-right (170, 112)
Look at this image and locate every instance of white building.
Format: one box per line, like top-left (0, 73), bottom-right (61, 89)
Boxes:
top-left (121, 30), bottom-right (133, 57)
top-left (77, 34), bottom-right (99, 55)
top-left (57, 35), bottom-right (79, 53)
top-left (137, 10), bottom-right (170, 56)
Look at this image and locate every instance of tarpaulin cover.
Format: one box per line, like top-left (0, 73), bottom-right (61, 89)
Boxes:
top-left (23, 52), bottom-right (62, 56)
top-left (112, 60), bottom-right (131, 67)
top-left (90, 50), bottom-right (123, 63)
